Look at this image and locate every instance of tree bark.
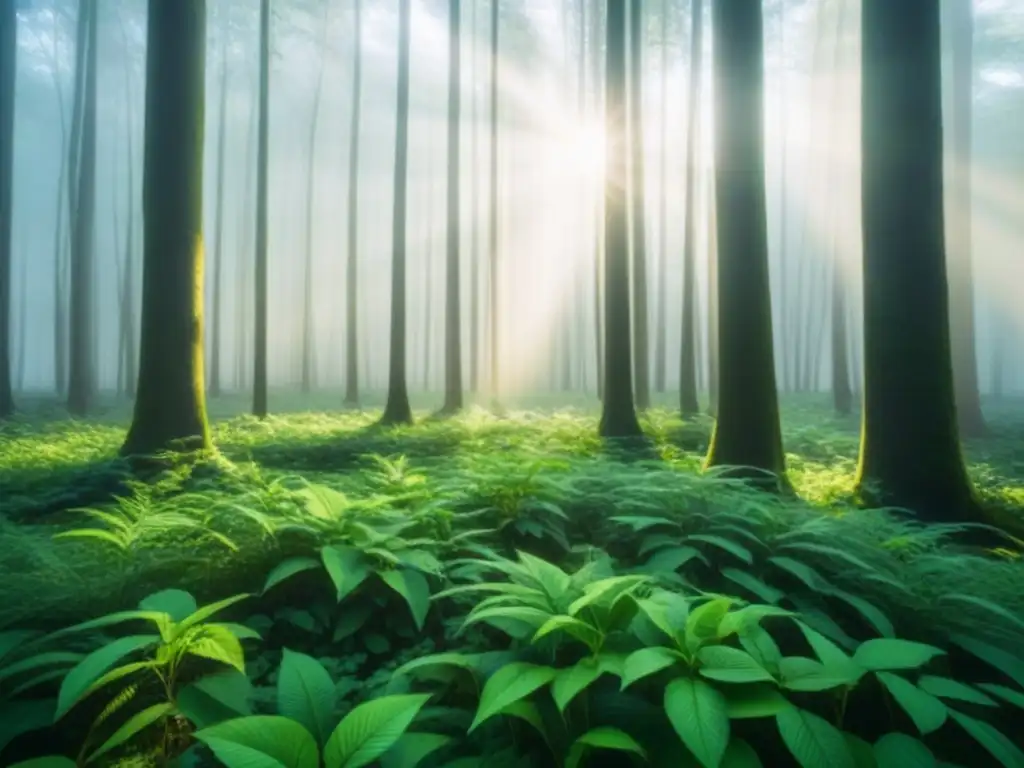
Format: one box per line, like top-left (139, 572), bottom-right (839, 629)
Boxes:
top-left (469, 0), bottom-right (480, 395)
top-left (628, 0), bottom-right (650, 411)
top-left (252, 0), bottom-right (270, 418)
top-left (653, 0), bottom-right (668, 394)
top-left (487, 0), bottom-right (500, 404)
top-left (209, 25), bottom-right (229, 397)
top-left (344, 0), bottom-right (363, 406)
top-left (0, 0), bottom-right (15, 417)
top-left (441, 0), bottom-right (464, 413)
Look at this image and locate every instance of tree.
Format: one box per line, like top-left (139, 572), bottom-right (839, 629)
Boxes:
top-left (122, 0), bottom-right (212, 456)
top-left (344, 0), bottom-right (363, 407)
top-left (488, 0), bottom-right (500, 404)
top-left (829, 0), bottom-right (851, 415)
top-left (468, 0), bottom-right (480, 394)
top-left (653, 0), bottom-right (668, 394)
top-left (209, 20), bottom-right (229, 397)
top-left (855, 0), bottom-right (975, 519)
top-left (598, 0), bottom-right (642, 439)
top-left (379, 0), bottom-right (414, 426)
top-left (704, 0), bottom-right (786, 479)
top-left (441, 0), bottom-right (464, 414)
top-left (679, 0), bottom-right (703, 416)
top-left (628, 0), bottom-right (650, 411)
top-left (0, 0), bottom-right (14, 419)
top-left (252, 0), bottom-right (270, 418)
top-left (947, 0), bottom-right (986, 437)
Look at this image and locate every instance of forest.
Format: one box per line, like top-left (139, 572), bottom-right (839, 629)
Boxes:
top-left (0, 0), bottom-right (1023, 766)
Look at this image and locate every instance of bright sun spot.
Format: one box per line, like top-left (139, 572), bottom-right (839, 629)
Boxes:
top-left (566, 122), bottom-right (606, 184)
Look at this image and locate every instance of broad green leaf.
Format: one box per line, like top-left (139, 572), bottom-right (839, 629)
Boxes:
top-left (916, 676), bottom-right (997, 706)
top-left (949, 634), bottom-right (1024, 689)
top-left (0, 652), bottom-right (83, 684)
top-left (621, 646), bottom-right (682, 689)
top-left (0, 699), bottom-right (56, 754)
top-left (0, 630), bottom-right (38, 663)
top-left (738, 626), bottom-right (783, 671)
top-left (516, 551), bottom-right (571, 601)
top-left (642, 545), bottom-right (707, 574)
top-left (778, 657), bottom-right (855, 692)
top-left (469, 663), bottom-right (556, 732)
top-left (827, 590), bottom-right (894, 638)
top-left (685, 598), bottom-right (733, 652)
top-left (686, 534), bottom-right (754, 564)
top-left (333, 605), bottom-right (373, 642)
top-left (876, 672), bottom-right (947, 735)
top-left (939, 594), bottom-right (1024, 635)
top-left (380, 569), bottom-right (432, 630)
top-left (393, 653), bottom-right (480, 681)
top-left (499, 700), bottom-right (548, 740)
top-left (380, 733), bottom-right (453, 768)
top-left (844, 734), bottom-right (877, 768)
top-left (552, 657), bottom-right (603, 712)
top-left (976, 683), bottom-right (1024, 709)
top-left (947, 709), bottom-right (1024, 768)
top-left (55, 634), bottom-right (159, 719)
top-left (720, 569), bottom-right (785, 605)
top-left (609, 515), bottom-right (678, 532)
top-left (263, 557), bottom-right (322, 595)
top-left (795, 623), bottom-right (863, 683)
top-left (664, 677), bottom-right (729, 768)
top-left (852, 639), bottom-right (944, 672)
top-left (187, 624), bottom-right (246, 673)
top-left (278, 649), bottom-right (337, 747)
top-left (176, 594), bottom-right (252, 636)
top-left (873, 733), bottom-right (936, 768)
top-left (633, 593), bottom-right (689, 643)
top-left (322, 546), bottom-right (372, 603)
top-left (85, 702), bottom-right (175, 764)
top-left (568, 575), bottom-right (648, 617)
top-left (722, 739), bottom-right (763, 768)
top-left (323, 693), bottom-right (431, 768)
top-left (775, 707), bottom-right (855, 768)
top-left (717, 605), bottom-right (793, 641)
top-left (725, 686), bottom-right (792, 720)
top-left (566, 727), bottom-right (647, 768)
top-left (462, 606), bottom-right (552, 634)
top-left (177, 670), bottom-right (253, 728)
top-left (196, 715), bottom-right (320, 768)
top-left (532, 615), bottom-right (603, 651)
top-left (139, 589), bottom-right (198, 623)
top-left (698, 646), bottom-right (775, 684)
top-left (768, 557), bottom-right (829, 592)
top-left (43, 610), bottom-right (172, 642)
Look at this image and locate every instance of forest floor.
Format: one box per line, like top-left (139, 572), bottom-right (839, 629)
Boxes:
top-left (1, 393), bottom-right (1023, 767)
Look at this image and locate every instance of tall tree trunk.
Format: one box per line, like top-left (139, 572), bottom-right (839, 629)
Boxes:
top-left (441, 0), bottom-right (463, 413)
top-left (777, 0), bottom-right (790, 393)
top-left (15, 245), bottom-right (25, 392)
top-left (488, 0), bottom-right (500, 404)
top-left (653, 0), bottom-right (668, 394)
top-left (344, 0), bottom-right (362, 406)
top-left (591, 0), bottom-right (604, 399)
top-left (469, 0), bottom-right (480, 395)
top-left (706, 161), bottom-right (717, 419)
top-left (829, 0), bottom-right (851, 414)
top-left (236, 69), bottom-right (258, 393)
top-left (380, 0), bottom-right (414, 425)
top-left (855, 0), bottom-right (975, 520)
top-left (48, 5), bottom-right (69, 397)
top-left (598, 0), bottom-right (642, 439)
top-left (628, 0), bottom-right (651, 411)
top-left (0, 0), bottom-right (15, 417)
top-left (68, 0), bottom-right (98, 416)
top-left (704, 0), bottom-right (786, 480)
top-left (122, 0), bottom-right (212, 456)
top-left (679, 0), bottom-right (703, 416)
top-left (575, 0), bottom-right (589, 392)
top-left (119, 15), bottom-right (137, 400)
top-left (252, 0), bottom-right (270, 418)
top-left (112, 121), bottom-right (126, 395)
top-left (209, 28), bottom-right (229, 397)
top-left (947, 0), bottom-right (985, 437)
top-left (423, 155), bottom-right (434, 391)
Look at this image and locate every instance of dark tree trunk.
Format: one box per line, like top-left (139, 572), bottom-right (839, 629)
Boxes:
top-left (68, 0), bottom-right (98, 416)
top-left (598, 0), bottom-right (642, 439)
top-left (653, 0), bottom-right (668, 395)
top-left (209, 30), bottom-right (229, 397)
top-left (344, 0), bottom-right (363, 406)
top-left (855, 0), bottom-right (976, 519)
top-left (0, 0), bottom-right (14, 417)
top-left (252, 0), bottom-right (270, 418)
top-left (628, 0), bottom-right (650, 411)
top-left (591, 0), bottom-right (604, 399)
top-left (380, 0), bottom-right (414, 426)
top-left (119, 23), bottom-right (137, 400)
top-left (706, 170), bottom-right (718, 416)
top-left (488, 0), bottom-right (500, 404)
top-left (829, 0), bottom-right (851, 414)
top-left (122, 0), bottom-right (212, 456)
top-left (704, 0), bottom-right (786, 479)
top-left (441, 0), bottom-right (464, 414)
top-left (679, 0), bottom-right (703, 416)
top-left (47, 11), bottom-right (70, 397)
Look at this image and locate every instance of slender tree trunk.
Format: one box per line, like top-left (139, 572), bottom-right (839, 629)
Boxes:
top-left (423, 156), bottom-right (434, 391)
top-left (209, 29), bottom-right (229, 397)
top-left (236, 69), bottom-right (258, 393)
top-left (990, 313), bottom-right (1004, 399)
top-left (344, 0), bottom-right (363, 406)
top-left (441, 0), bottom-right (464, 413)
top-left (599, 0), bottom-right (642, 439)
top-left (653, 0), bottom-right (668, 394)
top-left (707, 160), bottom-right (718, 418)
top-left (591, 0), bottom-right (604, 398)
top-left (855, 0), bottom-right (976, 520)
top-left (777, 0), bottom-right (790, 393)
top-left (112, 122), bottom-right (126, 395)
top-left (380, 0), bottom-right (414, 425)
top-left (829, 0), bottom-right (851, 414)
top-left (119, 17), bottom-right (137, 400)
top-left (679, 0), bottom-right (703, 416)
top-left (0, 0), bottom-right (15, 417)
top-left (704, 0), bottom-right (786, 480)
top-left (469, 0), bottom-right (480, 396)
top-left (487, 0), bottom-right (501, 404)
top-left (252, 0), bottom-right (270, 418)
top-left (47, 6), bottom-right (70, 397)
top-left (15, 245), bottom-right (25, 392)
top-left (576, 0), bottom-right (589, 393)
top-left (122, 0), bottom-right (212, 456)
top-left (628, 0), bottom-right (651, 411)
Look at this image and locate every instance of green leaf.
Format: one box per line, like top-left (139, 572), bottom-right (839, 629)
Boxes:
top-left (323, 693), bottom-right (431, 768)
top-left (720, 569), bottom-right (784, 605)
top-left (187, 624), bottom-right (246, 673)
top-left (685, 598), bottom-right (733, 652)
top-left (462, 605), bottom-right (553, 634)
top-left (177, 670), bottom-right (253, 728)
top-left (0, 699), bottom-right (56, 754)
top-left (515, 551), bottom-right (571, 601)
top-left (717, 605), bottom-right (793, 641)
top-left (725, 686), bottom-right (793, 720)
top-left (795, 623), bottom-right (863, 683)
top-left (947, 709), bottom-right (1024, 768)
top-left (138, 589), bottom-right (198, 623)
top-left (976, 683), bottom-right (1024, 709)
top-left (322, 546), bottom-right (372, 603)
top-left (610, 515), bottom-right (678, 532)
top-left (698, 646), bottom-right (775, 684)
top-left (686, 534), bottom-right (754, 564)
top-left (85, 702), bottom-right (175, 764)
top-left (0, 630), bottom-right (38, 663)
top-left (916, 676), bottom-right (997, 706)
top-left (876, 672), bottom-right (947, 735)
top-left (633, 592), bottom-right (689, 642)
top-left (642, 545), bottom-right (707, 574)
top-left (532, 615), bottom-right (603, 651)
top-left (379, 733), bottom-right (453, 768)
top-left (566, 727), bottom-right (647, 768)
top-left (380, 569), bottom-right (432, 631)
top-left (621, 646), bottom-right (682, 689)
top-left (738, 626), bottom-right (783, 671)
top-left (43, 610), bottom-right (172, 642)
top-left (195, 715), bottom-right (320, 768)
top-left (852, 639), bottom-right (945, 672)
top-left (873, 733), bottom-right (936, 768)
top-left (469, 663), bottom-right (556, 732)
top-left (778, 657), bottom-right (855, 692)
top-left (768, 556), bottom-right (830, 591)
top-left (393, 653), bottom-right (480, 681)
top-left (664, 677), bottom-right (729, 768)
top-left (552, 657), bottom-right (603, 712)
top-left (844, 734), bottom-right (877, 768)
top-left (827, 590), bottom-right (894, 638)
top-left (499, 700), bottom-right (548, 740)
top-left (939, 594), bottom-right (1024, 635)
top-left (568, 575), bottom-right (648, 617)
top-left (278, 649), bottom-right (338, 748)
top-left (775, 707), bottom-right (855, 768)
top-left (55, 634), bottom-right (159, 719)
top-left (263, 556), bottom-right (322, 595)
top-left (176, 594), bottom-right (252, 636)
top-left (722, 739), bottom-right (763, 768)
top-left (333, 605), bottom-right (373, 642)
top-left (0, 652), bottom-right (83, 684)
top-left (949, 634), bottom-right (1024, 689)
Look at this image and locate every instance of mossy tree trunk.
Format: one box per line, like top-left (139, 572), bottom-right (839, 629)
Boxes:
top-left (704, 0), bottom-right (786, 478)
top-left (122, 0), bottom-right (212, 457)
top-left (441, 0), bottom-right (464, 414)
top-left (855, 0), bottom-right (976, 520)
top-left (0, 0), bottom-right (15, 418)
top-left (252, 0), bottom-right (270, 419)
top-left (344, 0), bottom-right (363, 407)
top-left (628, 0), bottom-right (650, 412)
top-left (598, 0), bottom-right (642, 439)
top-left (379, 0), bottom-right (413, 426)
